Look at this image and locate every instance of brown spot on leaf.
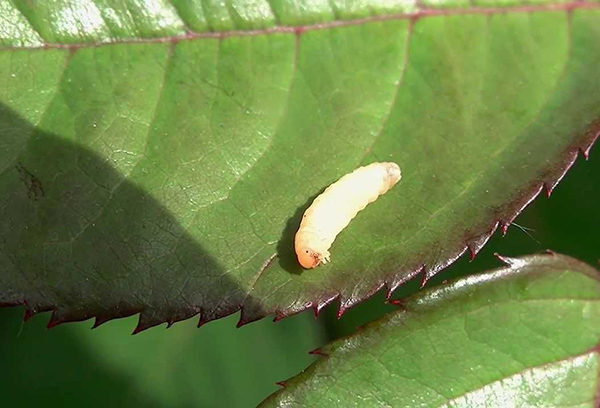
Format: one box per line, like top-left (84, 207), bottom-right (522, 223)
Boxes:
top-left (16, 163), bottom-right (44, 200)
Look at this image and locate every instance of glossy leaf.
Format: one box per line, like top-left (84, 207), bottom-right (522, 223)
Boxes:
top-left (1, 1), bottom-right (600, 329)
top-left (261, 253), bottom-right (600, 407)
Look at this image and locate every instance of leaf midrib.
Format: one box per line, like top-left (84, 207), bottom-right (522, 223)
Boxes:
top-left (1, 2), bottom-right (598, 51)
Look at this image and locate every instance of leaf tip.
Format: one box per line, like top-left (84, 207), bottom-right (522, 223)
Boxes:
top-left (388, 298), bottom-right (403, 306)
top-left (384, 281), bottom-right (397, 299)
top-left (468, 245), bottom-right (477, 261)
top-left (494, 253), bottom-right (526, 268)
top-left (46, 311), bottom-right (66, 329)
top-left (132, 317), bottom-right (155, 335)
top-left (579, 124), bottom-right (599, 160)
top-left (466, 226), bottom-right (496, 262)
top-left (308, 347), bottom-right (328, 357)
top-left (337, 304), bottom-right (347, 319)
top-left (197, 313), bottom-right (207, 328)
top-left (311, 302), bottom-right (321, 318)
top-left (543, 181), bottom-right (554, 198)
top-left (23, 308), bottom-right (36, 322)
top-left (388, 298), bottom-right (408, 312)
top-left (418, 265), bottom-right (429, 289)
top-left (236, 316), bottom-right (249, 328)
top-left (494, 252), bottom-right (509, 264)
top-left (91, 316), bottom-right (109, 329)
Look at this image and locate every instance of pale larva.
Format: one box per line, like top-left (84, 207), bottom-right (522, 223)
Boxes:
top-left (295, 162), bottom-right (401, 269)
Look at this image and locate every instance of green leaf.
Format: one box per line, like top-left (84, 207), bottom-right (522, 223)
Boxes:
top-left (261, 253), bottom-right (600, 407)
top-left (1, 1), bottom-right (600, 329)
top-left (0, 307), bottom-right (324, 407)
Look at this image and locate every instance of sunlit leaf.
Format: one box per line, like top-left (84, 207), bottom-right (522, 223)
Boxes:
top-left (1, 0), bottom-right (599, 329)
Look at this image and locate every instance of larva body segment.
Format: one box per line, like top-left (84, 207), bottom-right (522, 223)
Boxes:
top-left (295, 162), bottom-right (401, 269)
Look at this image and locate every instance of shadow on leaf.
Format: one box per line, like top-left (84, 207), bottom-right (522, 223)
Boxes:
top-left (0, 102), bottom-right (263, 331)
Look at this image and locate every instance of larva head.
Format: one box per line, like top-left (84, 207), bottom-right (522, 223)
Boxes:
top-left (297, 247), bottom-right (321, 269)
top-left (386, 162), bottom-right (402, 185)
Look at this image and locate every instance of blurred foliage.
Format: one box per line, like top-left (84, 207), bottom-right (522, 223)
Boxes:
top-left (0, 307), bottom-right (324, 407)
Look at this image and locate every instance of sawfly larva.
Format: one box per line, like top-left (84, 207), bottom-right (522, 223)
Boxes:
top-left (295, 162), bottom-right (401, 269)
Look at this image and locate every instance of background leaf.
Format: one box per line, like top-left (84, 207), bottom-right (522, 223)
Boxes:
top-left (0, 306), bottom-right (324, 407)
top-left (261, 253), bottom-right (600, 407)
top-left (1, 0), bottom-right (600, 329)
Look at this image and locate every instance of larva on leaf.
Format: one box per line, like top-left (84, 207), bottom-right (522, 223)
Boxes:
top-left (295, 162), bottom-right (401, 269)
